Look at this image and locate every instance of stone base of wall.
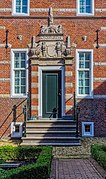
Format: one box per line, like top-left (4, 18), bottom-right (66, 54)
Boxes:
top-left (53, 137), bottom-right (106, 158)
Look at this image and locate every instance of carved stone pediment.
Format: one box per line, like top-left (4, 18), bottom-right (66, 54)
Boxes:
top-left (40, 25), bottom-right (63, 34)
top-left (28, 8), bottom-right (74, 61)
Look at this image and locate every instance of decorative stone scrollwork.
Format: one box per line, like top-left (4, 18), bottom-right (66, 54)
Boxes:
top-left (56, 42), bottom-right (61, 57)
top-left (40, 25), bottom-right (63, 34)
top-left (56, 25), bottom-right (62, 33)
top-left (29, 7), bottom-right (73, 60)
top-left (41, 42), bottom-right (47, 57)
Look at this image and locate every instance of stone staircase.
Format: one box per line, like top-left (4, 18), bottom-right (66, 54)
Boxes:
top-left (21, 118), bottom-right (80, 146)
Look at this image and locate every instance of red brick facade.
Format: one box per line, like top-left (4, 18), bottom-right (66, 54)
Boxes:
top-left (0, 0), bottom-right (106, 138)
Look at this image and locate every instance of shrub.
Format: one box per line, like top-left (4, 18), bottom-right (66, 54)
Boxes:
top-left (0, 146), bottom-right (53, 179)
top-left (0, 169), bottom-right (6, 177)
top-left (0, 146), bottom-right (41, 161)
top-left (91, 145), bottom-right (106, 170)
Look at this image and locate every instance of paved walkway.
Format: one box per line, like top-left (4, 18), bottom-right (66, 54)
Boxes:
top-left (50, 158), bottom-right (106, 179)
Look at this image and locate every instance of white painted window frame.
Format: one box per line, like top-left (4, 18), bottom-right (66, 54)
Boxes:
top-left (77, 0), bottom-right (94, 16)
top-left (11, 122), bottom-right (23, 138)
top-left (82, 122), bottom-right (94, 137)
top-left (38, 66), bottom-right (65, 118)
top-left (76, 49), bottom-right (93, 99)
top-left (11, 49), bottom-right (28, 98)
top-left (12, 0), bottom-right (30, 16)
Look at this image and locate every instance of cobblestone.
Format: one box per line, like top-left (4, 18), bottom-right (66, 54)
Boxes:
top-left (53, 137), bottom-right (106, 158)
top-left (50, 158), bottom-right (106, 179)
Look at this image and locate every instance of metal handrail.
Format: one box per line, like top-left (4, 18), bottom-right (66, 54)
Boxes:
top-left (12, 93), bottom-right (30, 136)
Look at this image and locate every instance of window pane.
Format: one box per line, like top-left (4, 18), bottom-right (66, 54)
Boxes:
top-left (21, 70), bottom-right (26, 77)
top-left (79, 71), bottom-right (84, 78)
top-left (15, 71), bottom-right (20, 77)
top-left (14, 53), bottom-right (19, 67)
top-left (85, 124), bottom-right (91, 132)
top-left (21, 86), bottom-right (26, 93)
top-left (15, 125), bottom-right (20, 132)
top-left (15, 61), bottom-right (20, 68)
top-left (21, 61), bottom-right (26, 68)
top-left (15, 53), bottom-right (19, 60)
top-left (86, 6), bottom-right (91, 13)
top-left (85, 87), bottom-right (89, 94)
top-left (85, 79), bottom-right (89, 86)
top-left (22, 7), bottom-right (27, 13)
top-left (80, 7), bottom-right (84, 13)
top-left (15, 78), bottom-right (20, 85)
top-left (16, 0), bottom-right (21, 5)
top-left (79, 79), bottom-right (84, 86)
top-left (85, 62), bottom-right (90, 68)
top-left (79, 87), bottom-right (83, 94)
top-left (80, 0), bottom-right (85, 5)
top-left (21, 53), bottom-right (26, 59)
top-left (85, 52), bottom-right (91, 60)
top-left (79, 61), bottom-right (85, 68)
top-left (86, 0), bottom-right (91, 6)
top-left (21, 78), bottom-right (26, 85)
top-left (16, 7), bottom-right (21, 13)
top-left (85, 71), bottom-right (89, 78)
top-left (22, 0), bottom-right (27, 5)
top-left (15, 86), bottom-right (20, 94)
top-left (79, 53), bottom-right (84, 61)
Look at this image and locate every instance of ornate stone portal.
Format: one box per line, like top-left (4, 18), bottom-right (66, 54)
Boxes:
top-left (28, 7), bottom-right (73, 65)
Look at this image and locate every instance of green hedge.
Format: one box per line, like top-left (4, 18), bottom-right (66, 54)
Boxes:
top-left (0, 146), bottom-right (41, 161)
top-left (91, 145), bottom-right (106, 170)
top-left (0, 146), bottom-right (53, 179)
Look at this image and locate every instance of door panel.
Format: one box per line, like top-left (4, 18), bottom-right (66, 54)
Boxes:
top-left (42, 71), bottom-right (61, 118)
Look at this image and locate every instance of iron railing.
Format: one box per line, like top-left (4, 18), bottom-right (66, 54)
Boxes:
top-left (73, 92), bottom-right (80, 137)
top-left (12, 93), bottom-right (30, 137)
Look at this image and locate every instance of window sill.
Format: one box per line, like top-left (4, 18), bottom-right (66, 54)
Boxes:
top-left (82, 134), bottom-right (94, 137)
top-left (76, 95), bottom-right (94, 99)
top-left (77, 13), bottom-right (94, 16)
top-left (11, 95), bottom-right (28, 99)
top-left (12, 13), bottom-right (29, 16)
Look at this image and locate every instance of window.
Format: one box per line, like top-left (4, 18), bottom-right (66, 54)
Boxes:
top-left (76, 50), bottom-right (93, 98)
top-left (11, 49), bottom-right (28, 97)
top-left (14, 124), bottom-right (20, 132)
top-left (82, 122), bottom-right (94, 136)
top-left (77, 0), bottom-right (94, 16)
top-left (11, 122), bottom-right (23, 138)
top-left (12, 0), bottom-right (29, 15)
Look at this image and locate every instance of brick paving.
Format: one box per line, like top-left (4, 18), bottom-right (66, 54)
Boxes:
top-left (50, 158), bottom-right (106, 179)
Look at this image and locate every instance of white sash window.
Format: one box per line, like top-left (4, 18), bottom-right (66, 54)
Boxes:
top-left (11, 49), bottom-right (28, 97)
top-left (76, 49), bottom-right (93, 98)
top-left (77, 0), bottom-right (94, 16)
top-left (12, 0), bottom-right (30, 15)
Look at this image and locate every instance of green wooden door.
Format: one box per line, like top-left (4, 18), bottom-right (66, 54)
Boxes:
top-left (42, 71), bottom-right (61, 118)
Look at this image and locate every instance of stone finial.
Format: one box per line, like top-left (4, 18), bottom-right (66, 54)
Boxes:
top-left (48, 7), bottom-right (53, 26)
top-left (32, 36), bottom-right (36, 48)
top-left (66, 36), bottom-right (70, 48)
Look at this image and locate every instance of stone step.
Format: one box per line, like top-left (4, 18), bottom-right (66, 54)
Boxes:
top-left (21, 142), bottom-right (81, 146)
top-left (22, 136), bottom-right (80, 144)
top-left (26, 127), bottom-right (76, 131)
top-left (26, 130), bottom-right (77, 137)
top-left (26, 124), bottom-right (76, 129)
top-left (27, 119), bottom-right (75, 123)
top-left (26, 120), bottom-right (76, 127)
